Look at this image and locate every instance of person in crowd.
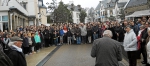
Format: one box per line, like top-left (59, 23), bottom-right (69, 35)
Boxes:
top-left (87, 25), bottom-right (92, 44)
top-left (130, 21), bottom-right (139, 36)
top-left (75, 25), bottom-right (81, 44)
top-left (53, 27), bottom-right (59, 46)
top-left (59, 27), bottom-right (64, 45)
top-left (7, 36), bottom-right (27, 66)
top-left (63, 24), bottom-right (68, 43)
top-left (0, 44), bottom-right (13, 66)
top-left (91, 30), bottom-right (122, 66)
top-left (66, 25), bottom-right (72, 45)
top-left (43, 27), bottom-right (50, 47)
top-left (38, 30), bottom-right (44, 48)
top-left (34, 32), bottom-right (41, 52)
top-left (123, 25), bottom-right (137, 66)
top-left (80, 23), bottom-right (87, 44)
top-left (31, 33), bottom-right (36, 53)
top-left (28, 33), bottom-right (32, 54)
top-left (71, 25), bottom-right (76, 44)
top-left (137, 25), bottom-right (145, 59)
top-left (92, 24), bottom-right (98, 40)
top-left (141, 22), bottom-right (149, 64)
top-left (146, 30), bottom-right (150, 66)
top-left (22, 33), bottom-right (29, 56)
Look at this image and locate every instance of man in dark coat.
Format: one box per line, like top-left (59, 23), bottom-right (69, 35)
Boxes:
top-left (7, 36), bottom-right (27, 66)
top-left (91, 30), bottom-right (122, 66)
top-left (43, 27), bottom-right (50, 47)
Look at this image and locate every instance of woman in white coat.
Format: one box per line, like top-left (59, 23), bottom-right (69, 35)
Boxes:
top-left (146, 30), bottom-right (150, 66)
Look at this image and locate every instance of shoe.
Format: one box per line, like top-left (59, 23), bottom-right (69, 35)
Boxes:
top-left (141, 61), bottom-right (147, 64)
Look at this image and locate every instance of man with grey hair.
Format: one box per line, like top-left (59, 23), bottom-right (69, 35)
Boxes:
top-left (123, 25), bottom-right (137, 66)
top-left (91, 30), bottom-right (122, 66)
top-left (7, 36), bottom-right (27, 66)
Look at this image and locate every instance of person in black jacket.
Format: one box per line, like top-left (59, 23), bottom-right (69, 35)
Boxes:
top-left (7, 36), bottom-right (27, 66)
top-left (22, 34), bottom-right (29, 56)
top-left (43, 27), bottom-right (50, 47)
top-left (140, 22), bottom-right (149, 64)
top-left (87, 25), bottom-right (92, 43)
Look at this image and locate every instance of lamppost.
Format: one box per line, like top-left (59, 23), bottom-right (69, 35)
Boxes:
top-left (46, 0), bottom-right (57, 23)
top-left (38, 13), bottom-right (41, 25)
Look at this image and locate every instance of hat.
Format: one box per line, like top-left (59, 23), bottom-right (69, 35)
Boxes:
top-left (10, 36), bottom-right (23, 41)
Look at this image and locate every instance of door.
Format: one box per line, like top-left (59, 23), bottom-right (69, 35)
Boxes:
top-left (3, 22), bottom-right (8, 31)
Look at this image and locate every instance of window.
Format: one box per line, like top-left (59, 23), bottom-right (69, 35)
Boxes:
top-left (2, 16), bottom-right (8, 21)
top-left (23, 4), bottom-right (26, 9)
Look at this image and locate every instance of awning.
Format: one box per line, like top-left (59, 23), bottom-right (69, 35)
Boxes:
top-left (126, 9), bottom-right (150, 17)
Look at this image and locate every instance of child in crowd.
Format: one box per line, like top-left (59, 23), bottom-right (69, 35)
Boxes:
top-left (59, 27), bottom-right (64, 45)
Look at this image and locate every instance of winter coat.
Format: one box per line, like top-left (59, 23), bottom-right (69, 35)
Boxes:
top-left (87, 27), bottom-right (92, 36)
top-left (75, 27), bottom-right (81, 37)
top-left (7, 46), bottom-right (27, 66)
top-left (34, 32), bottom-right (41, 43)
top-left (92, 26), bottom-right (98, 34)
top-left (80, 26), bottom-right (87, 36)
top-left (91, 37), bottom-right (122, 66)
top-left (123, 29), bottom-right (137, 51)
top-left (59, 29), bottom-right (64, 36)
top-left (43, 29), bottom-right (50, 39)
top-left (22, 37), bottom-right (29, 47)
top-left (0, 49), bottom-right (13, 66)
top-left (66, 28), bottom-right (72, 37)
top-left (31, 37), bottom-right (36, 46)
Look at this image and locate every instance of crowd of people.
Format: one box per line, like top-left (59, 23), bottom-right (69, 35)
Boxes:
top-left (0, 16), bottom-right (150, 66)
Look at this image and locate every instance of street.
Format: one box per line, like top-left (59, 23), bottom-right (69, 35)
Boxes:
top-left (42, 44), bottom-right (126, 66)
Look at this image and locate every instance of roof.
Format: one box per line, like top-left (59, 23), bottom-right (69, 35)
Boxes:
top-left (126, 9), bottom-right (150, 17)
top-left (95, 2), bottom-right (101, 10)
top-left (118, 2), bottom-right (127, 8)
top-left (126, 0), bottom-right (148, 8)
top-left (67, 5), bottom-right (81, 12)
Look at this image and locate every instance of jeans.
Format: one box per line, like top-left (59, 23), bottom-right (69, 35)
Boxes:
top-left (68, 37), bottom-right (72, 44)
top-left (76, 37), bottom-right (81, 44)
top-left (54, 38), bottom-right (58, 46)
top-left (93, 34), bottom-right (98, 40)
top-left (81, 36), bottom-right (86, 44)
top-left (88, 36), bottom-right (91, 43)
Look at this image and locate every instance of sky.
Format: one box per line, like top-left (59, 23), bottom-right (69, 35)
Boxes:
top-left (43, 0), bottom-right (102, 8)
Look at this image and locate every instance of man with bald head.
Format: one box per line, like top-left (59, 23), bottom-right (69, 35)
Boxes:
top-left (91, 30), bottom-right (122, 66)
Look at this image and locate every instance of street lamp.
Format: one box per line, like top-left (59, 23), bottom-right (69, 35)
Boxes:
top-left (38, 13), bottom-right (41, 25)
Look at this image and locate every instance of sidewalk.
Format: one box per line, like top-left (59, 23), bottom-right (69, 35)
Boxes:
top-left (26, 46), bottom-right (56, 66)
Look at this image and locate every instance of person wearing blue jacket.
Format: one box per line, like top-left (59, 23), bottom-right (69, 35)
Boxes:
top-left (59, 27), bottom-right (64, 45)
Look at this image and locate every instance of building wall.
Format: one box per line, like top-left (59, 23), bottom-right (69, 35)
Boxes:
top-left (0, 11), bottom-right (8, 31)
top-left (72, 11), bottom-right (80, 24)
top-left (27, 0), bottom-right (36, 15)
top-left (40, 8), bottom-right (47, 24)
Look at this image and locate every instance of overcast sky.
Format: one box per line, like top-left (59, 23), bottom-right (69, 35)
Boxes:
top-left (43, 0), bottom-right (102, 8)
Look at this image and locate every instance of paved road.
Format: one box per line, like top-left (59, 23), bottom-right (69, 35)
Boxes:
top-left (43, 44), bottom-right (125, 66)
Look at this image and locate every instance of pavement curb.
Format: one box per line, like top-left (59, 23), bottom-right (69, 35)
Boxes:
top-left (36, 46), bottom-right (61, 66)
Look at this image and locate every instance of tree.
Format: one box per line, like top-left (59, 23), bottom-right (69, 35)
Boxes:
top-left (47, 16), bottom-right (53, 23)
top-left (79, 10), bottom-right (87, 23)
top-left (52, 1), bottom-right (73, 23)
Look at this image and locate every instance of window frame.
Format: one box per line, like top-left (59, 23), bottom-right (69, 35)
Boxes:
top-left (2, 15), bottom-right (8, 22)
